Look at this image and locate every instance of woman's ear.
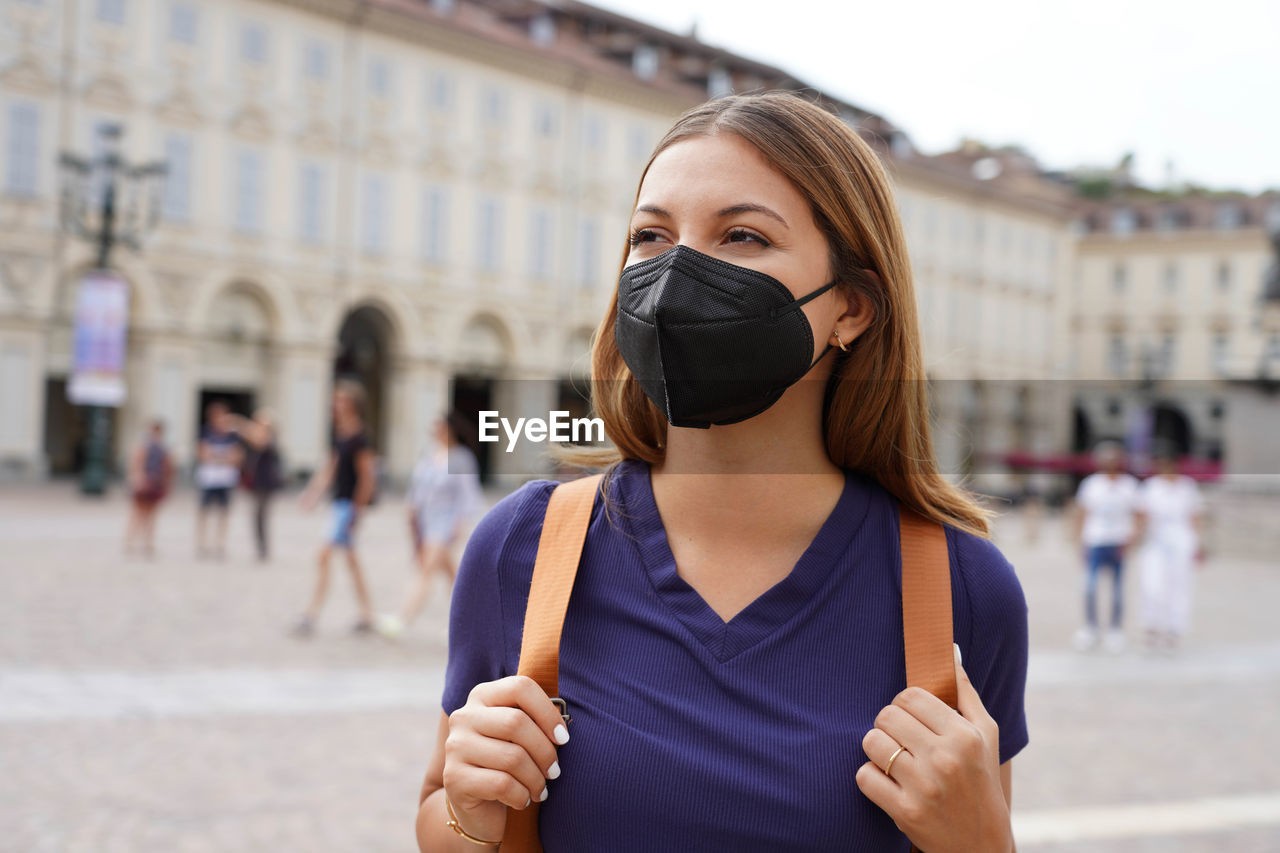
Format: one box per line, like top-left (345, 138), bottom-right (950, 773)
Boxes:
top-left (830, 270), bottom-right (879, 348)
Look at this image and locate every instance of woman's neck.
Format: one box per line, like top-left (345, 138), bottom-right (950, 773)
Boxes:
top-left (657, 379), bottom-right (837, 478)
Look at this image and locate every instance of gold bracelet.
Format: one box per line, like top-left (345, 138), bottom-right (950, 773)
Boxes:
top-left (444, 795), bottom-right (502, 847)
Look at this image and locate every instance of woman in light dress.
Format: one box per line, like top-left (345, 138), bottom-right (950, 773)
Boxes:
top-left (378, 412), bottom-right (482, 638)
top-left (1136, 445), bottom-right (1206, 651)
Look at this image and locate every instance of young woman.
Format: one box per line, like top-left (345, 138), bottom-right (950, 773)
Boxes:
top-left (295, 381), bottom-right (377, 636)
top-left (416, 93), bottom-right (1028, 852)
top-left (1136, 445), bottom-right (1205, 651)
top-left (228, 408), bottom-right (285, 562)
top-left (124, 418), bottom-right (173, 558)
top-left (377, 412), bottom-right (483, 638)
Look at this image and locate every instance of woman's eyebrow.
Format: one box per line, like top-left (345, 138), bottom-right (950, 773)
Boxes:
top-left (717, 203), bottom-right (789, 228)
top-left (632, 203), bottom-right (788, 228)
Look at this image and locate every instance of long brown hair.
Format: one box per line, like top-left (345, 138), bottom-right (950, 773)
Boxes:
top-left (576, 92), bottom-right (990, 537)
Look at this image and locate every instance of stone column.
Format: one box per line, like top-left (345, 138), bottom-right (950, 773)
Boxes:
top-left (275, 344), bottom-right (334, 479)
top-left (0, 327), bottom-right (48, 479)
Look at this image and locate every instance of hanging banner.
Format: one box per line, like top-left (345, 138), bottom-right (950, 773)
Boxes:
top-left (67, 269), bottom-right (130, 407)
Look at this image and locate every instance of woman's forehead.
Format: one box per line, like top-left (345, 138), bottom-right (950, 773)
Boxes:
top-left (636, 134), bottom-right (808, 219)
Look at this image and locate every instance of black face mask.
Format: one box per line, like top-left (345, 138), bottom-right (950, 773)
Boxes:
top-left (615, 244), bottom-right (837, 429)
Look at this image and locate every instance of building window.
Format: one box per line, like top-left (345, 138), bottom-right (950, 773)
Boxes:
top-left (583, 114), bottom-right (605, 153)
top-left (1267, 202), bottom-right (1280, 233)
top-left (707, 67), bottom-right (733, 98)
top-left (421, 185), bottom-right (448, 263)
top-left (96, 0), bottom-right (126, 24)
top-left (1211, 333), bottom-right (1229, 373)
top-left (1215, 203), bottom-right (1242, 230)
top-left (534, 102), bottom-right (558, 139)
top-left (480, 86), bottom-right (506, 125)
top-left (233, 148), bottom-right (264, 234)
top-left (1216, 260), bottom-right (1232, 292)
top-left (1111, 262), bottom-right (1127, 293)
top-left (1111, 208), bottom-right (1136, 236)
top-left (303, 39), bottom-right (330, 81)
top-left (476, 196), bottom-right (503, 271)
top-left (530, 206), bottom-right (553, 280)
top-left (633, 45), bottom-right (659, 80)
top-left (529, 13), bottom-right (556, 46)
top-left (1107, 335), bottom-right (1127, 377)
top-left (4, 102), bottom-right (40, 197)
top-left (368, 58), bottom-right (392, 98)
top-left (1163, 263), bottom-right (1179, 294)
top-left (427, 71), bottom-right (453, 113)
top-left (161, 133), bottom-right (193, 221)
top-left (169, 2), bottom-right (198, 45)
top-left (361, 174), bottom-right (389, 255)
top-left (1158, 334), bottom-right (1177, 375)
top-left (578, 217), bottom-right (599, 287)
top-left (298, 162), bottom-right (326, 244)
top-left (240, 22), bottom-right (268, 65)
top-left (626, 124), bottom-right (649, 163)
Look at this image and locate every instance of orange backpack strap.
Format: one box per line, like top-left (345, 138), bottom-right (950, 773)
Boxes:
top-left (503, 482), bottom-right (951, 853)
top-left (899, 506), bottom-right (958, 710)
top-left (899, 505), bottom-right (957, 853)
top-left (502, 473), bottom-right (603, 853)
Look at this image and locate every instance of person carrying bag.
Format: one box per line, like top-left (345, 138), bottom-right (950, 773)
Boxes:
top-left (416, 92), bottom-right (1027, 853)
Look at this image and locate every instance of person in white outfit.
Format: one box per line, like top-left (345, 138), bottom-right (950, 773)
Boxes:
top-left (1135, 446), bottom-right (1205, 651)
top-left (1072, 441), bottom-right (1140, 652)
top-left (377, 412), bottom-right (482, 638)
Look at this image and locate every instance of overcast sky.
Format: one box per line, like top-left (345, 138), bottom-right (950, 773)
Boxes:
top-left (592, 0), bottom-right (1279, 193)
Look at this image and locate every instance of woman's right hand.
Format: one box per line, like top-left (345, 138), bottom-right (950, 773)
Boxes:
top-left (442, 675), bottom-right (569, 843)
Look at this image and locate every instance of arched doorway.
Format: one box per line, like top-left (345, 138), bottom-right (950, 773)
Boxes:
top-left (335, 305), bottom-right (394, 453)
top-left (1151, 401), bottom-right (1193, 456)
top-left (197, 284), bottom-right (276, 442)
top-left (1072, 403), bottom-right (1093, 453)
top-left (450, 315), bottom-right (513, 482)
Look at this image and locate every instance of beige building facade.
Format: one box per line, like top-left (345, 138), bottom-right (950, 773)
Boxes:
top-left (0, 0), bottom-right (726, 481)
top-left (1070, 195), bottom-right (1280, 473)
top-left (7, 0), bottom-right (1271, 494)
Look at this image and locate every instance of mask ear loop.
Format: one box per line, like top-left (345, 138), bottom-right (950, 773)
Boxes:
top-left (767, 279), bottom-right (839, 321)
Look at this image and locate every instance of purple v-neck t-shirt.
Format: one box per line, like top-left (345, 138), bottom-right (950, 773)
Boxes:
top-left (443, 459), bottom-right (1029, 852)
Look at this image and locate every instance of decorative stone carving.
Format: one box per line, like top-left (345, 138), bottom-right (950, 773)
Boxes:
top-left (229, 103), bottom-right (273, 141)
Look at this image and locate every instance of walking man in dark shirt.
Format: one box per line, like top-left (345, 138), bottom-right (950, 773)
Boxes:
top-left (294, 380), bottom-right (377, 636)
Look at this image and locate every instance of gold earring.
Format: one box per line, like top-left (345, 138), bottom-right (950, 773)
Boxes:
top-left (833, 330), bottom-right (849, 352)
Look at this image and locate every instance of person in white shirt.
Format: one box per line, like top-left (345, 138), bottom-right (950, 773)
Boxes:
top-left (377, 412), bottom-right (483, 639)
top-left (1072, 441), bottom-right (1140, 652)
top-left (1135, 445), bottom-right (1205, 651)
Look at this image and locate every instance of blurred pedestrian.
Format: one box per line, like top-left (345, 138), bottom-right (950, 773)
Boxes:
top-left (377, 412), bottom-right (482, 639)
top-left (1071, 440), bottom-right (1139, 652)
top-left (294, 381), bottom-right (377, 636)
top-left (1136, 445), bottom-right (1205, 652)
top-left (229, 409), bottom-right (284, 562)
top-left (195, 401), bottom-right (243, 560)
top-left (124, 418), bottom-right (173, 557)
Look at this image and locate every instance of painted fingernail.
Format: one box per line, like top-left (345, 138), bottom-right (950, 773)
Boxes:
top-left (538, 787), bottom-right (549, 802)
top-left (954, 643), bottom-right (963, 665)
top-left (553, 724), bottom-right (570, 745)
top-left (524, 796), bottom-right (531, 808)
top-left (547, 761), bottom-right (561, 780)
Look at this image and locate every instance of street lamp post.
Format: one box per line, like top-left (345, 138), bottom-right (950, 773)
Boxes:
top-left (58, 124), bottom-right (166, 495)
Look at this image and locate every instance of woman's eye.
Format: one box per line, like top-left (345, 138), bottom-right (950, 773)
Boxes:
top-left (628, 229), bottom-right (661, 247)
top-left (725, 228), bottom-right (769, 247)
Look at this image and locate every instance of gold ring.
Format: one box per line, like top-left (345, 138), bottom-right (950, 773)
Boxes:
top-left (884, 745), bottom-right (907, 779)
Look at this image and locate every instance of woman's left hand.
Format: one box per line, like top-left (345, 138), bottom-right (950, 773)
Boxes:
top-left (856, 645), bottom-right (1012, 853)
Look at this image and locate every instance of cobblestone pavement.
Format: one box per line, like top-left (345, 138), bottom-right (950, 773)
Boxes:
top-left (1, 483), bottom-right (1278, 852)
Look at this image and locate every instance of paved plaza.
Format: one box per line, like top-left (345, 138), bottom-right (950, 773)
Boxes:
top-left (1, 482), bottom-right (1278, 852)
